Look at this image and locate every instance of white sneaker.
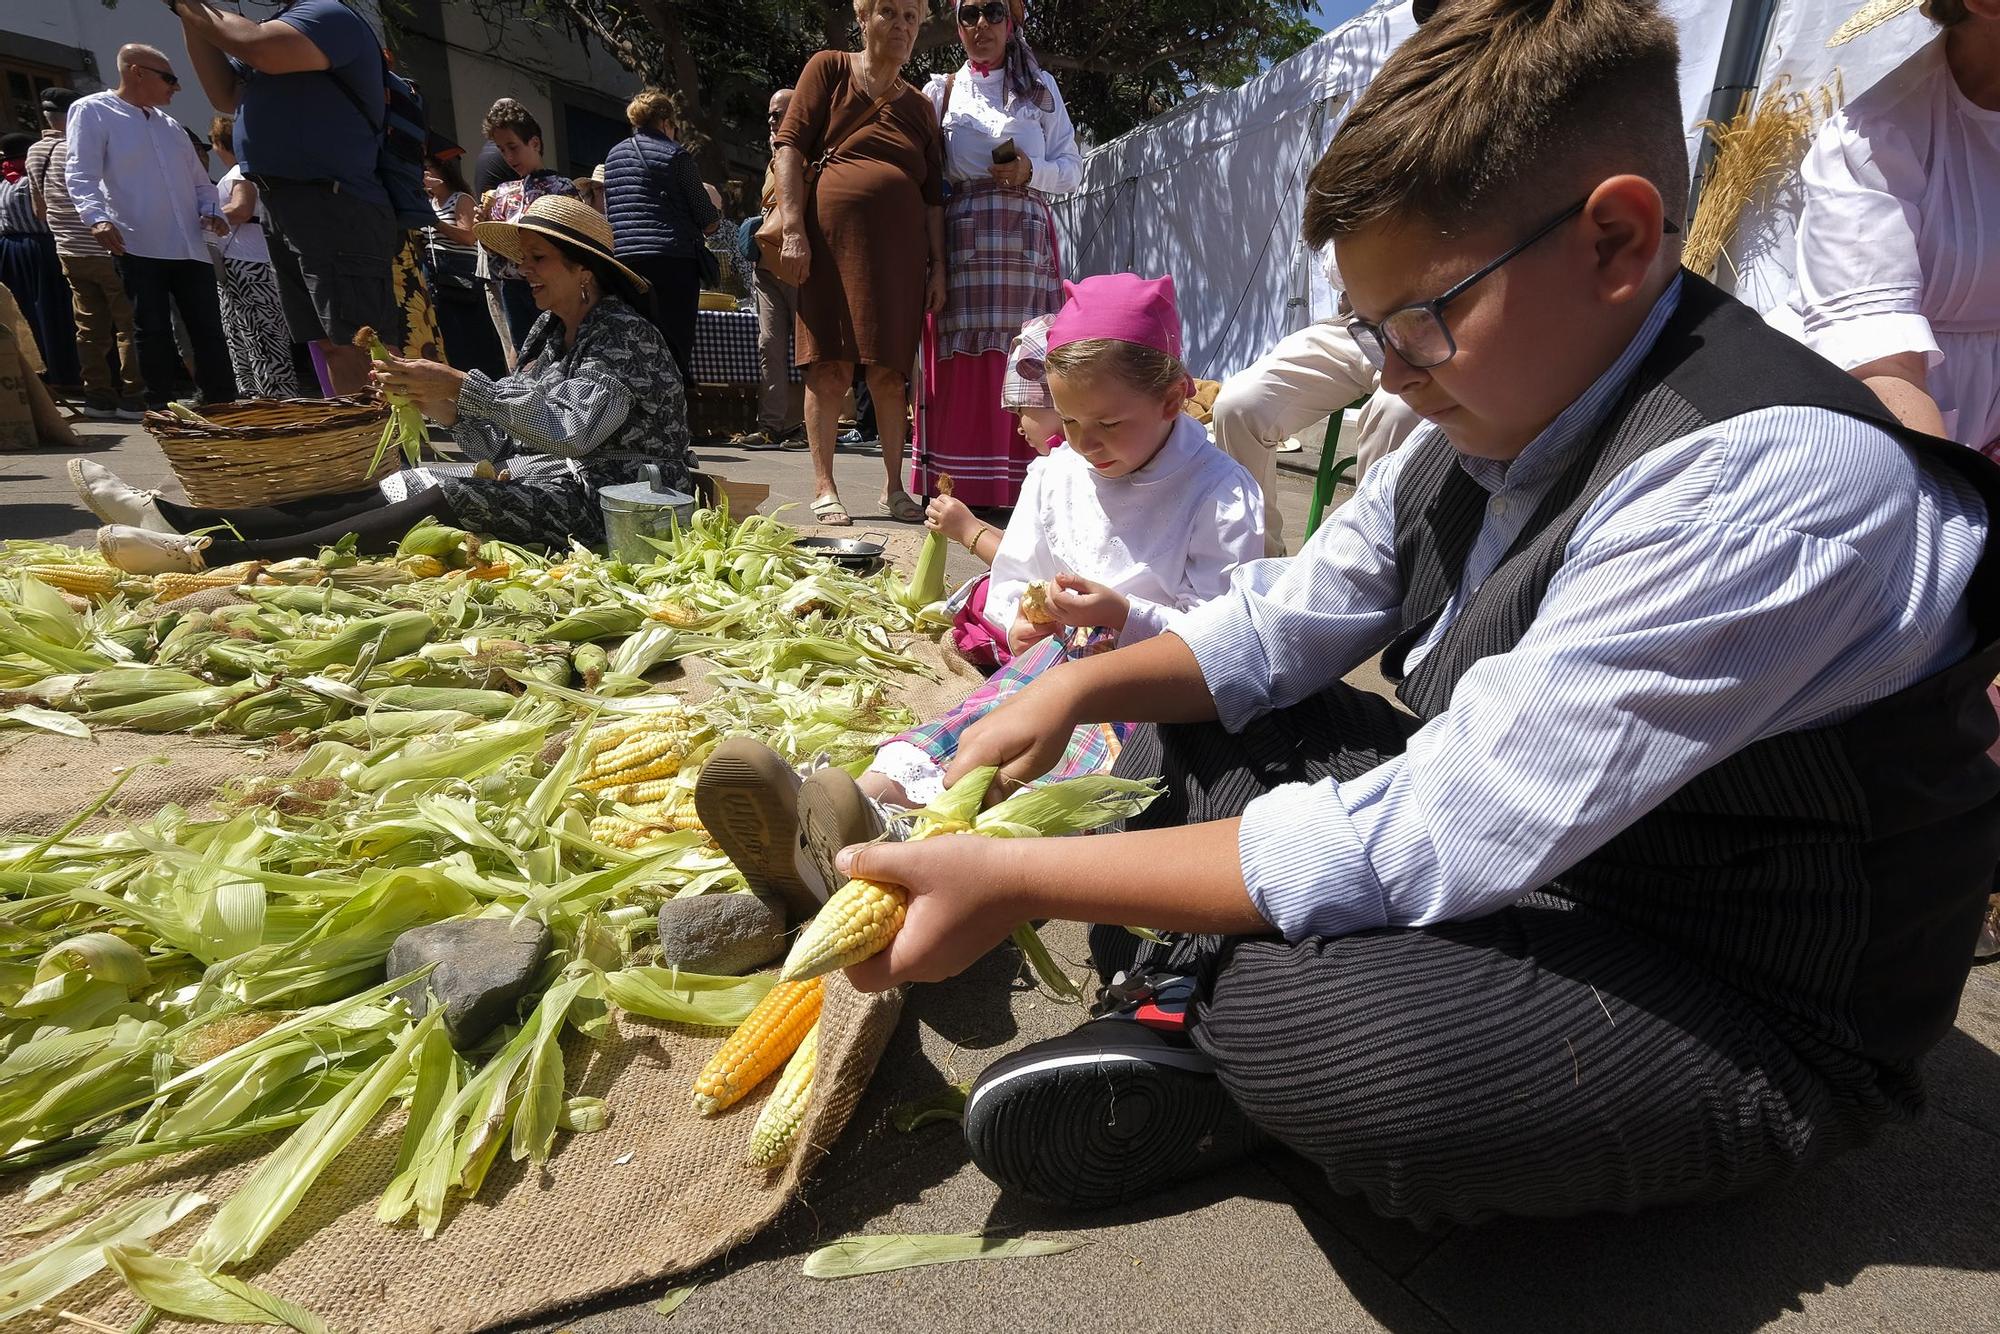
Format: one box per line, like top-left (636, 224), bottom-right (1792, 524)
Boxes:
top-left (69, 459), bottom-right (171, 532)
top-left (97, 525), bottom-right (210, 575)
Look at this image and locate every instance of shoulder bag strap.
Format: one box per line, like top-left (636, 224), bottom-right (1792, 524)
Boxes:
top-left (811, 60), bottom-right (902, 178)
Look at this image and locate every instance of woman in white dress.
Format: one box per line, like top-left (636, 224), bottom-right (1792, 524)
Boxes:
top-left (208, 116), bottom-right (298, 400)
top-left (1794, 0), bottom-right (2000, 458)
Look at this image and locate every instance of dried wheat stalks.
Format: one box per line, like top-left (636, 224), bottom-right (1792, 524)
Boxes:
top-left (1827, 0), bottom-right (1919, 48)
top-left (1685, 76), bottom-right (1839, 280)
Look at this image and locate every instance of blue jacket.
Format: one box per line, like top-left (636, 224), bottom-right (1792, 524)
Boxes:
top-left (604, 129), bottom-right (718, 260)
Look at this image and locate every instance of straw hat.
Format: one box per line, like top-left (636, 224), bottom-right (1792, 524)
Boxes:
top-left (475, 194), bottom-right (649, 293)
top-left (1827, 0), bottom-right (1919, 46)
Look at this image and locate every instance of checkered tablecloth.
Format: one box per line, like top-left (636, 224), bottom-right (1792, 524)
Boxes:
top-left (691, 308), bottom-right (802, 386)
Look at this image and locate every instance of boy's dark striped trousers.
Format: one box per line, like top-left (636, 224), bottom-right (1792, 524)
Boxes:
top-left (1092, 684), bottom-right (1902, 1226)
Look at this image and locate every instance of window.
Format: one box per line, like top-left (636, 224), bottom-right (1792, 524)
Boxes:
top-left (1, 55), bottom-right (69, 138)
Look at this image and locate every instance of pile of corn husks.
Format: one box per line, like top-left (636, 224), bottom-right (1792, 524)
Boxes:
top-left (0, 511), bottom-right (952, 1330)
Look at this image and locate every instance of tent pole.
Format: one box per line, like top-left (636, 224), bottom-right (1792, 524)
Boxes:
top-left (1686, 0), bottom-right (1783, 226)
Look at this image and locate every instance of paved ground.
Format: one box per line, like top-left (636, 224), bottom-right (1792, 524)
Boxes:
top-left (5, 413), bottom-right (1996, 1332)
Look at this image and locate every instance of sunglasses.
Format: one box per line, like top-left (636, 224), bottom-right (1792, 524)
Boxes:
top-left (137, 65), bottom-right (180, 86)
top-left (957, 2), bottom-right (1008, 26)
top-left (1346, 200), bottom-right (1681, 372)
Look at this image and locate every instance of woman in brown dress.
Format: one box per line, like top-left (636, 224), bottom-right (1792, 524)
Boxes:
top-left (772, 0), bottom-right (947, 526)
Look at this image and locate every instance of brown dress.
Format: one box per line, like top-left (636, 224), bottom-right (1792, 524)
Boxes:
top-left (773, 50), bottom-right (945, 370)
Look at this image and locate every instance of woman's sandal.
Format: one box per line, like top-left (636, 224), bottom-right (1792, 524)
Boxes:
top-left (881, 489), bottom-right (924, 523)
top-left (811, 493), bottom-right (852, 527)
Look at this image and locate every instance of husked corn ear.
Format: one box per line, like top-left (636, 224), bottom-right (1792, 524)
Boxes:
top-left (398, 554), bottom-right (447, 579)
top-left (779, 878), bottom-right (908, 982)
top-left (747, 1020), bottom-right (819, 1168)
top-left (601, 777), bottom-right (682, 806)
top-left (1020, 580), bottom-right (1058, 625)
top-left (579, 726), bottom-right (692, 791)
top-left (649, 600), bottom-right (704, 628)
top-left (24, 564), bottom-right (124, 598)
top-left (152, 570), bottom-right (247, 603)
top-left (691, 976), bottom-right (823, 1116)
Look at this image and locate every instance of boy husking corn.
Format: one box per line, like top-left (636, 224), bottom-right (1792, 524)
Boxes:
top-left (814, 0), bottom-right (2000, 1223)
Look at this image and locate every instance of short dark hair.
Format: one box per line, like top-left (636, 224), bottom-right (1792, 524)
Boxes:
top-left (1303, 0), bottom-right (1689, 246)
top-left (482, 99), bottom-right (542, 149)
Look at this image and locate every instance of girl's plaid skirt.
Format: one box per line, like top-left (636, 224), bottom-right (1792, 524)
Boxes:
top-left (889, 634), bottom-right (1128, 786)
top-left (934, 180), bottom-right (1063, 360)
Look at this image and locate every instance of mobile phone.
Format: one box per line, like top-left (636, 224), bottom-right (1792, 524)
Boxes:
top-left (990, 139), bottom-right (1019, 165)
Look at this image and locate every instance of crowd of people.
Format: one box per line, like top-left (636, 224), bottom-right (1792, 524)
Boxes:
top-left (7, 0), bottom-right (2000, 1232)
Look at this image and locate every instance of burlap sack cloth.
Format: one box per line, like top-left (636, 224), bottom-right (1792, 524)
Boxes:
top-left (0, 561), bottom-right (983, 1332)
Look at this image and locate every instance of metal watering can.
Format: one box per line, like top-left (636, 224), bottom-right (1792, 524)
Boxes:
top-left (598, 464), bottom-right (697, 561)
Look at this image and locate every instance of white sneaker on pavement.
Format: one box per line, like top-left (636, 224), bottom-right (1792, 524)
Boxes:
top-left (68, 459), bottom-right (172, 532)
top-left (97, 526), bottom-right (210, 575)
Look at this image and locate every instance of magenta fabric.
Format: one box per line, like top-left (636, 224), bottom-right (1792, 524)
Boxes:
top-left (949, 572), bottom-right (1012, 669)
top-left (911, 348), bottom-right (1040, 507)
top-left (1047, 272), bottom-right (1183, 361)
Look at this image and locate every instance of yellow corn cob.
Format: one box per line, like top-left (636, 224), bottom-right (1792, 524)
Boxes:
top-left (649, 601), bottom-right (704, 628)
top-left (601, 777), bottom-right (682, 806)
top-left (589, 813), bottom-right (653, 849)
top-left (746, 1019), bottom-right (819, 1168)
top-left (778, 878), bottom-right (908, 983)
top-left (152, 570), bottom-right (246, 603)
top-left (585, 712), bottom-right (687, 757)
top-left (24, 564), bottom-right (124, 599)
top-left (691, 976), bottom-right (824, 1116)
top-left (579, 730), bottom-right (690, 791)
top-left (399, 554), bottom-right (447, 579)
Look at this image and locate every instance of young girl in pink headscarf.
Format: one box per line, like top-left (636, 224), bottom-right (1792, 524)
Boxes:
top-left (694, 273), bottom-right (1265, 902)
top-left (868, 273), bottom-right (1263, 797)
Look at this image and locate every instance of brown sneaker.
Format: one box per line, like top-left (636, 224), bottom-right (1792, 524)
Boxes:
top-left (796, 764), bottom-right (886, 892)
top-left (694, 738), bottom-right (824, 922)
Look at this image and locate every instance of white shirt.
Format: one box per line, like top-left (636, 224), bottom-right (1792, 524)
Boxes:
top-left (1177, 278), bottom-right (1988, 943)
top-left (924, 64), bottom-right (1082, 196)
top-left (214, 166), bottom-right (271, 266)
top-left (63, 91), bottom-right (220, 265)
top-left (988, 412), bottom-right (1265, 641)
top-left (1794, 36), bottom-right (2000, 452)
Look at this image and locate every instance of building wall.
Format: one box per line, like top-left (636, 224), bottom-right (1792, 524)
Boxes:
top-left (434, 1), bottom-right (638, 178)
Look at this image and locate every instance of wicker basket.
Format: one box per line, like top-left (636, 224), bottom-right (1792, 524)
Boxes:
top-left (147, 395), bottom-right (397, 509)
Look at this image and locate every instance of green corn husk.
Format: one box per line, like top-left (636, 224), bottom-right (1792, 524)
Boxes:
top-left (284, 610), bottom-right (435, 673)
top-left (103, 1244), bottom-right (332, 1332)
top-left (365, 685), bottom-right (518, 718)
top-left (316, 709), bottom-right (487, 743)
top-left (243, 585), bottom-right (386, 618)
top-left (571, 642), bottom-right (609, 690)
top-left (396, 517), bottom-right (476, 563)
top-left (82, 683), bottom-right (259, 731)
top-left (0, 1191), bottom-right (209, 1322)
top-left (539, 604), bottom-right (644, 643)
top-left (357, 327), bottom-right (428, 474)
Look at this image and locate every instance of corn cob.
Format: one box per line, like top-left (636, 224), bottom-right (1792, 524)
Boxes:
top-left (398, 554), bottom-right (447, 579)
top-left (649, 601), bottom-right (704, 628)
top-left (23, 564), bottom-right (125, 599)
top-left (152, 570), bottom-right (246, 603)
top-left (600, 777), bottom-right (683, 806)
top-left (588, 800), bottom-right (704, 849)
top-left (778, 878), bottom-right (908, 983)
top-left (746, 1019), bottom-right (818, 1167)
top-left (691, 976), bottom-right (823, 1116)
top-left (578, 724), bottom-right (693, 792)
top-left (1020, 580), bottom-right (1058, 625)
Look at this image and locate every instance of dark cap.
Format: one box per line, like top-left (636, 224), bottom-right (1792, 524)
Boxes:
top-left (1412, 0), bottom-right (1443, 21)
top-left (41, 86), bottom-right (81, 115)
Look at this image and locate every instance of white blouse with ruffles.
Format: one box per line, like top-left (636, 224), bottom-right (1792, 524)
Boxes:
top-left (922, 63), bottom-right (1082, 195)
top-left (1794, 35), bottom-right (2000, 452)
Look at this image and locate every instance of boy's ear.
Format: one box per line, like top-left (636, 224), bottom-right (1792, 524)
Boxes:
top-left (1582, 175), bottom-right (1670, 306)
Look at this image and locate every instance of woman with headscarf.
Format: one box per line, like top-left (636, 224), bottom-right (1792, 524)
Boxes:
top-left (913, 0), bottom-right (1081, 510)
top-left (772, 0), bottom-right (947, 527)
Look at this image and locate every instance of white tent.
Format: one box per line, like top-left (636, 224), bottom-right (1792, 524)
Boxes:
top-left (1049, 0), bottom-right (1917, 382)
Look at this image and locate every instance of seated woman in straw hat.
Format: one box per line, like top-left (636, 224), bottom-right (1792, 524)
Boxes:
top-left (73, 195), bottom-right (698, 572)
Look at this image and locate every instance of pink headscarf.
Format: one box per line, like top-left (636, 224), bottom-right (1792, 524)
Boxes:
top-left (1047, 272), bottom-right (1184, 357)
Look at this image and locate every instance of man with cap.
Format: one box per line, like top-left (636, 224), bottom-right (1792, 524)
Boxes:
top-left (24, 87), bottom-right (147, 420)
top-left (171, 0), bottom-right (398, 395)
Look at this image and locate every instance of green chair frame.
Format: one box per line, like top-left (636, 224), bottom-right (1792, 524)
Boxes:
top-left (1304, 395), bottom-right (1371, 540)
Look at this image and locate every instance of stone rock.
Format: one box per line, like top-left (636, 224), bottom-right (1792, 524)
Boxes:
top-left (657, 892), bottom-right (787, 976)
top-left (387, 916), bottom-right (552, 1049)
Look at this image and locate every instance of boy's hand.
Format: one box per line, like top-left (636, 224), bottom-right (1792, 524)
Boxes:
top-left (925, 493), bottom-right (979, 548)
top-left (948, 670), bottom-right (1080, 802)
top-left (838, 836), bottom-right (1019, 990)
top-left (1046, 573), bottom-right (1128, 631)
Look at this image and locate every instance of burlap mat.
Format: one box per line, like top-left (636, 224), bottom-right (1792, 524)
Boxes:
top-left (1, 981), bottom-right (902, 1333)
top-left (0, 541), bottom-right (978, 1332)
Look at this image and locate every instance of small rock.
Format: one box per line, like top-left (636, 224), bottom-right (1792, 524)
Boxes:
top-left (387, 916), bottom-right (552, 1049)
top-left (657, 892), bottom-right (786, 976)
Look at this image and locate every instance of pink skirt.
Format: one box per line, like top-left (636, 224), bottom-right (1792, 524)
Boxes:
top-left (910, 349), bottom-right (1040, 508)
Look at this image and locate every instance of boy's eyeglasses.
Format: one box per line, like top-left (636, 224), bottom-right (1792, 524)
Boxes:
top-left (1346, 197), bottom-right (1678, 372)
top-left (958, 3), bottom-right (1009, 26)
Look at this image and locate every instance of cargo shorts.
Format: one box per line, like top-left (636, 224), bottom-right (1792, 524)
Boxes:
top-left (256, 177), bottom-right (398, 348)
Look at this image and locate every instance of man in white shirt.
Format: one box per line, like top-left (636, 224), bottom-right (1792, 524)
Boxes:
top-left (63, 44), bottom-right (236, 409)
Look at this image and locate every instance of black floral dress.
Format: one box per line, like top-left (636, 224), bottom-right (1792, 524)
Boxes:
top-left (422, 296), bottom-right (695, 546)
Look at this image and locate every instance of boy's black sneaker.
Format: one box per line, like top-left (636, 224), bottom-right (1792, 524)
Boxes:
top-left (963, 970), bottom-right (1261, 1211)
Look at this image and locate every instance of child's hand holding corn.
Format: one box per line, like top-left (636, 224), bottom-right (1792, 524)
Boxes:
top-left (1043, 572), bottom-right (1129, 633)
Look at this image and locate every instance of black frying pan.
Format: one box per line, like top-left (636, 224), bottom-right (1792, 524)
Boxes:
top-left (793, 533), bottom-right (888, 571)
